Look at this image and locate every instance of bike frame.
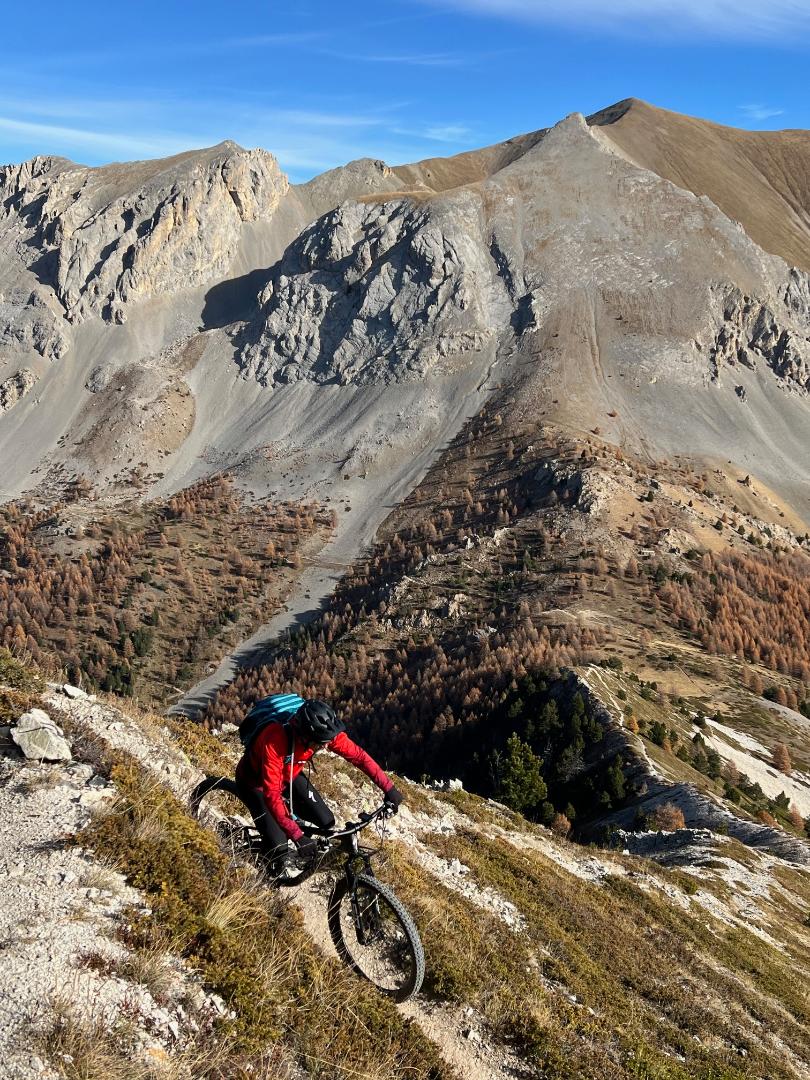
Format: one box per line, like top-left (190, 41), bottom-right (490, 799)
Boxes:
top-left (192, 780), bottom-right (423, 1000)
top-left (302, 805), bottom-right (391, 940)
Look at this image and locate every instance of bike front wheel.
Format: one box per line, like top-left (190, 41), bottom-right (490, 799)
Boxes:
top-left (327, 873), bottom-right (424, 1002)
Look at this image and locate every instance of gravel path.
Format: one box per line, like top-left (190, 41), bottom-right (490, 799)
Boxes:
top-left (0, 747), bottom-right (180, 1078)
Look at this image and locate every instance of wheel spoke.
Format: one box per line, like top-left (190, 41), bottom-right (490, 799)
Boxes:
top-left (330, 875), bottom-right (424, 999)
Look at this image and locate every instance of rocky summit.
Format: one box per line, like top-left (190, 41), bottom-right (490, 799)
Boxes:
top-left (0, 100), bottom-right (807, 518)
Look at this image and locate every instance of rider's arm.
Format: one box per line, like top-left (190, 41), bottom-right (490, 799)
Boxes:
top-left (254, 727), bottom-right (304, 842)
top-left (328, 731), bottom-right (394, 794)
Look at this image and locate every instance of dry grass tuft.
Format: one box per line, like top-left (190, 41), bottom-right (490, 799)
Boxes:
top-left (14, 766), bottom-right (65, 795)
top-left (37, 997), bottom-right (150, 1080)
top-left (78, 856), bottom-right (124, 893)
top-left (38, 995), bottom-right (302, 1080)
top-left (119, 943), bottom-right (177, 1004)
top-left (203, 878), bottom-right (268, 934)
top-left (95, 773), bottom-right (176, 846)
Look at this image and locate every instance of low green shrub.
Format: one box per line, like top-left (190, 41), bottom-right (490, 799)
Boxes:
top-left (83, 757), bottom-right (450, 1079)
top-left (0, 649), bottom-right (44, 721)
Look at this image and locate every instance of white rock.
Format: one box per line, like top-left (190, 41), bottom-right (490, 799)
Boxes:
top-left (67, 763), bottom-right (94, 782)
top-left (62, 684), bottom-right (88, 699)
top-left (11, 710), bottom-right (72, 762)
top-left (0, 368), bottom-right (39, 413)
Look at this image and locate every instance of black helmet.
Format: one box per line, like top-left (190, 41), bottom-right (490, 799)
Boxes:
top-left (294, 699), bottom-right (344, 744)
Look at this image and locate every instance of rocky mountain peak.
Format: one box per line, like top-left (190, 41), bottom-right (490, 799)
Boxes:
top-left (0, 142), bottom-right (289, 330)
top-left (0, 99), bottom-right (809, 509)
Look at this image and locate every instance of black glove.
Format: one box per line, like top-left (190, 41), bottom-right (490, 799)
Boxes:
top-left (295, 836), bottom-right (318, 859)
top-left (384, 786), bottom-right (404, 814)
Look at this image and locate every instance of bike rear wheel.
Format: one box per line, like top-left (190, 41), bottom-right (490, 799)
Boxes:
top-left (328, 873), bottom-right (424, 1001)
top-left (189, 776), bottom-right (255, 847)
top-left (189, 776), bottom-right (317, 887)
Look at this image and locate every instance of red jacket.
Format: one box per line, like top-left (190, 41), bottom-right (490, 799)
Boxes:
top-left (236, 724), bottom-right (393, 841)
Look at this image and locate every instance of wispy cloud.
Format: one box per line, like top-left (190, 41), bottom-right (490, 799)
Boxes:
top-left (262, 109), bottom-right (383, 129)
top-left (0, 116), bottom-right (204, 160)
top-left (424, 123), bottom-right (473, 141)
top-left (420, 0), bottom-right (810, 39)
top-left (317, 49), bottom-right (469, 67)
top-left (392, 123), bottom-right (473, 143)
top-left (3, 32), bottom-right (324, 76)
top-left (738, 103), bottom-right (785, 121)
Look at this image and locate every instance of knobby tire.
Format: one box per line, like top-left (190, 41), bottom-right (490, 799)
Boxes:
top-left (328, 873), bottom-right (425, 1002)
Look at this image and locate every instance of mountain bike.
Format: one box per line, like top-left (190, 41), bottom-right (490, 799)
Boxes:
top-left (189, 776), bottom-right (425, 1002)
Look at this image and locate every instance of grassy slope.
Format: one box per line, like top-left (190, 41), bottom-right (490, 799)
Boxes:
top-left (86, 690), bottom-right (810, 1080)
top-left (4, 628), bottom-right (809, 1080)
top-left (591, 98), bottom-right (810, 274)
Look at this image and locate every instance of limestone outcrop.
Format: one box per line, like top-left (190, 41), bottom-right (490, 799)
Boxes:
top-left (0, 368), bottom-right (38, 413)
top-left (0, 142), bottom-right (288, 325)
top-left (709, 271), bottom-right (810, 391)
top-left (0, 290), bottom-right (69, 360)
top-left (239, 193), bottom-right (501, 386)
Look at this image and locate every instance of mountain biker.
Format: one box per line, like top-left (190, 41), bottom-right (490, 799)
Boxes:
top-left (235, 693), bottom-right (404, 876)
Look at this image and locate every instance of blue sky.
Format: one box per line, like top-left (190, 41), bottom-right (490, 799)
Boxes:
top-left (2, 0), bottom-right (809, 180)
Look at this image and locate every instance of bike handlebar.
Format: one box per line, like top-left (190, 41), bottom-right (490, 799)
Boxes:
top-left (307, 802), bottom-right (393, 845)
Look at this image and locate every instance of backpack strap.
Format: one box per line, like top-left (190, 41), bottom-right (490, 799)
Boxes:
top-left (285, 721), bottom-right (297, 823)
top-left (238, 695), bottom-right (303, 828)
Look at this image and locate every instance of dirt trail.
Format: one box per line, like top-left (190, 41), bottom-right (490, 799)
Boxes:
top-left (290, 877), bottom-right (531, 1080)
top-left (0, 706), bottom-right (226, 1080)
top-left (53, 686), bottom-right (534, 1078)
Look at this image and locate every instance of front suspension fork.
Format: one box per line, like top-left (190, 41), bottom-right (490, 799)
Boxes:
top-left (346, 852), bottom-right (376, 945)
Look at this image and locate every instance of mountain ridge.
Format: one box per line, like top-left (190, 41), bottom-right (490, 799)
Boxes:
top-left (2, 97), bottom-right (810, 1079)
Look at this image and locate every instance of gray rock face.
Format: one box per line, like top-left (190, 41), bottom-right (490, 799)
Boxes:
top-left (11, 709), bottom-right (72, 762)
top-left (0, 368), bottom-right (38, 413)
top-left (298, 157), bottom-right (402, 217)
top-left (0, 103), bottom-right (809, 515)
top-left (614, 824), bottom-right (810, 867)
top-left (0, 290), bottom-right (70, 360)
top-left (239, 193), bottom-right (502, 386)
top-left (710, 273), bottom-right (810, 391)
top-left (0, 142), bottom-right (288, 328)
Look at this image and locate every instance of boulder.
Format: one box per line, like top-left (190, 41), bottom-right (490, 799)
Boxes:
top-left (62, 683), bottom-right (88, 699)
top-left (0, 368), bottom-right (38, 413)
top-left (11, 708), bottom-right (72, 762)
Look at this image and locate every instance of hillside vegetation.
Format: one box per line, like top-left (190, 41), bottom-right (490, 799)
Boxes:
top-left (0, 477), bottom-right (332, 704)
top-left (198, 405), bottom-right (810, 844)
top-left (2, 658), bottom-right (808, 1079)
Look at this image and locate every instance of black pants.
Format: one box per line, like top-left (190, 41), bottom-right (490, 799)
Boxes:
top-left (237, 772), bottom-right (335, 857)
